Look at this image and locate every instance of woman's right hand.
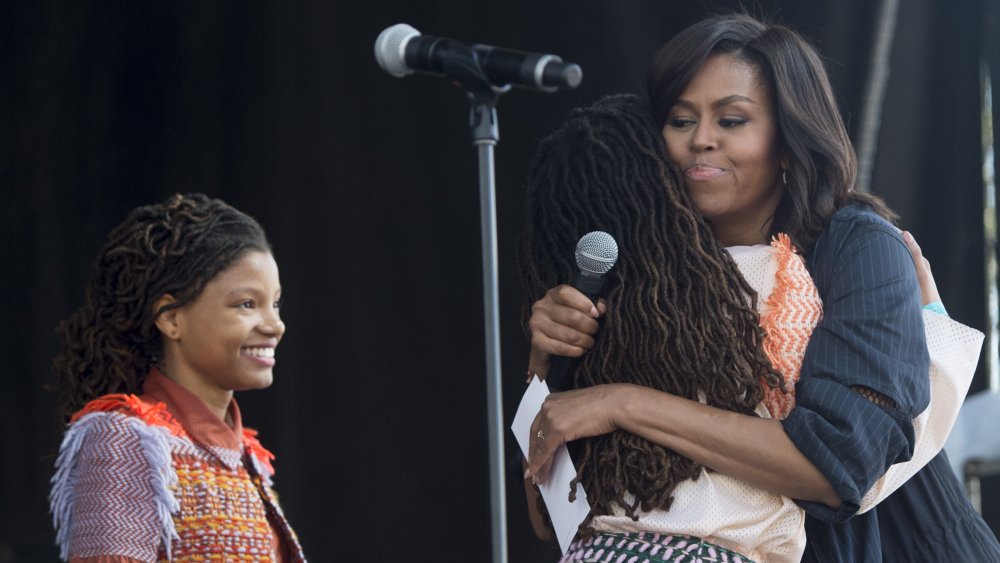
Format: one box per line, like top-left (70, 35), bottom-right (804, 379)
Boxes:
top-left (526, 285), bottom-right (607, 380)
top-left (902, 231), bottom-right (941, 306)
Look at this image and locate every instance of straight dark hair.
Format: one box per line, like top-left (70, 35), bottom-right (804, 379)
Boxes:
top-left (647, 13), bottom-right (896, 254)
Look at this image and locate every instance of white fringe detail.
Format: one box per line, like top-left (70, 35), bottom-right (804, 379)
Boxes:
top-left (50, 411), bottom-right (181, 560)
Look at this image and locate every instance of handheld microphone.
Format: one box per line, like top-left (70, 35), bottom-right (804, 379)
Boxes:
top-left (374, 23), bottom-right (582, 91)
top-left (546, 231), bottom-right (618, 391)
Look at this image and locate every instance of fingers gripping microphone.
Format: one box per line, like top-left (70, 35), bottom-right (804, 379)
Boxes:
top-left (546, 231), bottom-right (619, 391)
top-left (375, 23), bottom-right (583, 91)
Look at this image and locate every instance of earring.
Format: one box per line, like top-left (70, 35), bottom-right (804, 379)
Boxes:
top-left (781, 169), bottom-right (788, 186)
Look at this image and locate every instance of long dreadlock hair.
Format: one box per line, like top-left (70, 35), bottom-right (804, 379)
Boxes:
top-left (52, 193), bottom-right (271, 424)
top-left (517, 94), bottom-right (783, 523)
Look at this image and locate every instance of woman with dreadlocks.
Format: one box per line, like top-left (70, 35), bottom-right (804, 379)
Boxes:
top-left (50, 193), bottom-right (305, 562)
top-left (522, 14), bottom-right (999, 563)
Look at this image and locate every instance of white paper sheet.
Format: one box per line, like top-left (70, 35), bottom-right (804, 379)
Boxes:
top-left (511, 376), bottom-right (591, 554)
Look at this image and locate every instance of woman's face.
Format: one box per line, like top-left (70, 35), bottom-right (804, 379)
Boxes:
top-left (168, 250), bottom-right (285, 396)
top-left (662, 53), bottom-right (785, 246)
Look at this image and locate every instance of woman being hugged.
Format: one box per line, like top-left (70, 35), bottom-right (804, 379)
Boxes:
top-left (524, 14), bottom-right (1000, 562)
top-left (50, 193), bottom-right (305, 562)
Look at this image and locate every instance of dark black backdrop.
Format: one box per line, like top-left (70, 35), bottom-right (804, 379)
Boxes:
top-left (3, 1), bottom-right (997, 561)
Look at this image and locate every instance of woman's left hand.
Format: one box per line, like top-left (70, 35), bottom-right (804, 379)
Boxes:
top-left (525, 384), bottom-right (627, 484)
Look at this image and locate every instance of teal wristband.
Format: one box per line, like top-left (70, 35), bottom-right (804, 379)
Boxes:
top-left (923, 301), bottom-right (948, 317)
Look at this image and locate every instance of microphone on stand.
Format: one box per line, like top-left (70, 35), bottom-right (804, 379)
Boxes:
top-left (374, 22), bottom-right (585, 563)
top-left (546, 231), bottom-right (619, 391)
top-left (374, 23), bottom-right (582, 91)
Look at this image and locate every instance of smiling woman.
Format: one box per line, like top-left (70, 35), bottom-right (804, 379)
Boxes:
top-left (154, 250), bottom-right (285, 419)
top-left (49, 194), bottom-right (305, 562)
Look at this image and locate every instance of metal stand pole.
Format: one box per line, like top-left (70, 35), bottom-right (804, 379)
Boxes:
top-left (470, 99), bottom-right (508, 563)
top-left (437, 46), bottom-right (511, 562)
top-left (381, 35), bottom-right (578, 560)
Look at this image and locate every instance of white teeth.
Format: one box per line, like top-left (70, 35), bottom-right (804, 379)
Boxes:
top-left (243, 347), bottom-right (275, 358)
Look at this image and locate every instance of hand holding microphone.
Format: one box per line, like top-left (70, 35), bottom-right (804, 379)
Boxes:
top-left (528, 232), bottom-right (618, 390)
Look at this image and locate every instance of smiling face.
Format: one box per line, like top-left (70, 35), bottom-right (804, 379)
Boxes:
top-left (662, 53), bottom-right (785, 246)
top-left (156, 250), bottom-right (285, 412)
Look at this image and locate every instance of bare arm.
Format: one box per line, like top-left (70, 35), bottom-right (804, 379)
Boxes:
top-left (617, 385), bottom-right (840, 505)
top-left (525, 381), bottom-right (841, 507)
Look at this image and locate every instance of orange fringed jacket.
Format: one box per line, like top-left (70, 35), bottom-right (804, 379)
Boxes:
top-left (51, 368), bottom-right (306, 562)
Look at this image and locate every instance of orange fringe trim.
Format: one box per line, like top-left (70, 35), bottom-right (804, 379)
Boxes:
top-left (758, 233), bottom-right (823, 419)
top-left (242, 428), bottom-right (276, 475)
top-left (74, 395), bottom-right (276, 473)
top-left (71, 393), bottom-right (188, 437)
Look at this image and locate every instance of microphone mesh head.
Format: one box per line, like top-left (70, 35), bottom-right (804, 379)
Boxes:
top-left (575, 231), bottom-right (619, 275)
top-left (374, 23), bottom-right (419, 77)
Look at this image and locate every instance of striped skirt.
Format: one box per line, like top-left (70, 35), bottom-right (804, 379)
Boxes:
top-left (558, 531), bottom-right (756, 563)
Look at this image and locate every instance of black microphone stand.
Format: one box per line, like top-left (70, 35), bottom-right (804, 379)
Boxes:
top-left (441, 49), bottom-right (510, 563)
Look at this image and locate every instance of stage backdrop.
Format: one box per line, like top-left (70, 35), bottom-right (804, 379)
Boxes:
top-left (3, 0), bottom-right (997, 561)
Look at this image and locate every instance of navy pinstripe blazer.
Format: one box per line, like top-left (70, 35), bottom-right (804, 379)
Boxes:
top-left (787, 205), bottom-right (999, 562)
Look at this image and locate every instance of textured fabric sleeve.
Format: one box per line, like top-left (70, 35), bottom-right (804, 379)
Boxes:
top-left (783, 214), bottom-right (930, 523)
top-left (857, 310), bottom-right (983, 511)
top-left (50, 412), bottom-right (179, 562)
